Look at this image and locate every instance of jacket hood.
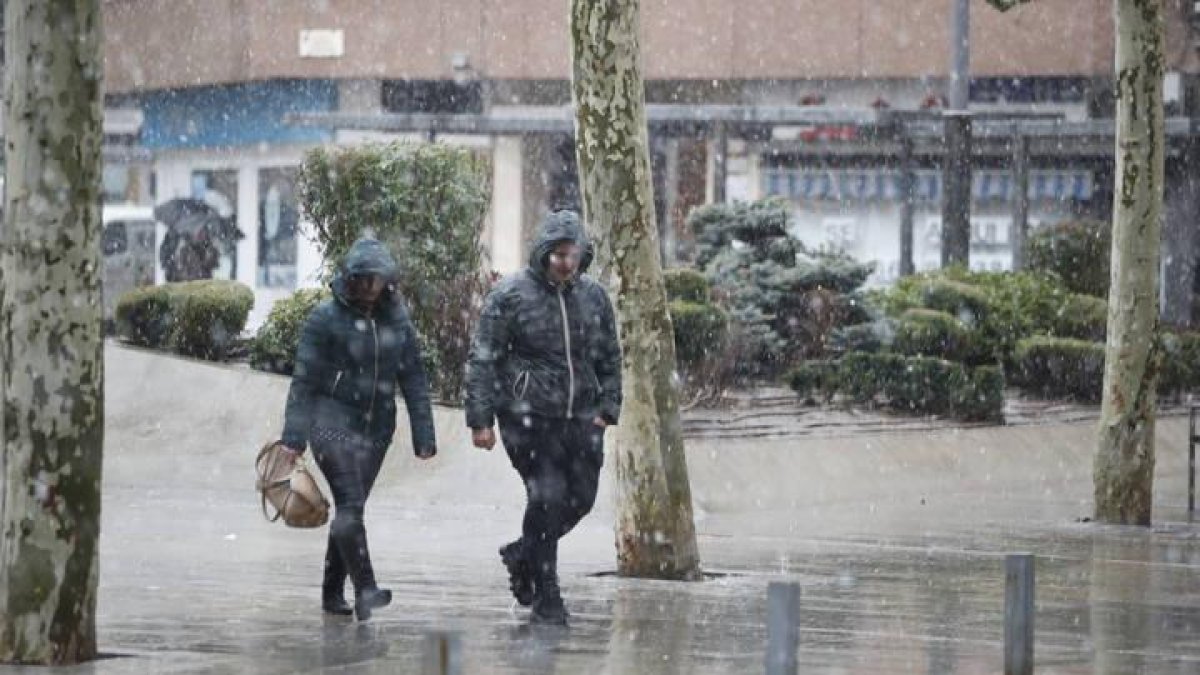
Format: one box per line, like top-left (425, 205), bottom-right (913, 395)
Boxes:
top-left (331, 238), bottom-right (400, 304)
top-left (528, 210), bottom-right (594, 282)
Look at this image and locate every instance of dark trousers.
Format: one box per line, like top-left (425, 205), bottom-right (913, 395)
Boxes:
top-left (311, 427), bottom-right (388, 597)
top-left (498, 415), bottom-right (605, 577)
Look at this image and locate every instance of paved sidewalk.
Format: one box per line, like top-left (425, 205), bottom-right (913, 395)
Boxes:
top-left (12, 344), bottom-right (1198, 674)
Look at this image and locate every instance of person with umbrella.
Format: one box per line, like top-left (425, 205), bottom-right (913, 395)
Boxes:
top-left (155, 198), bottom-right (242, 281)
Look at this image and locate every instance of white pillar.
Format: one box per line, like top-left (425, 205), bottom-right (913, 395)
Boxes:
top-left (490, 136), bottom-right (524, 274)
top-left (236, 165), bottom-right (259, 289)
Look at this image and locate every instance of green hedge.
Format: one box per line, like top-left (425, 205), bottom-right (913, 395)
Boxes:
top-left (870, 269), bottom-right (1109, 369)
top-left (920, 278), bottom-right (991, 327)
top-left (1026, 218), bottom-right (1110, 298)
top-left (882, 355), bottom-right (967, 414)
top-left (790, 351), bottom-right (1004, 422)
top-left (664, 268), bottom-right (711, 304)
top-left (1050, 293), bottom-right (1108, 341)
top-left (955, 366), bottom-right (1006, 423)
top-left (787, 359), bottom-right (840, 402)
top-left (1014, 336), bottom-right (1105, 402)
top-left (830, 322), bottom-right (887, 355)
top-left (170, 281), bottom-right (255, 359)
top-left (892, 309), bottom-right (971, 362)
top-left (115, 285), bottom-right (173, 348)
top-left (837, 352), bottom-right (907, 404)
top-left (115, 281), bottom-right (254, 360)
top-left (670, 301), bottom-right (728, 367)
top-left (249, 288), bottom-right (330, 375)
top-left (1158, 331), bottom-right (1200, 398)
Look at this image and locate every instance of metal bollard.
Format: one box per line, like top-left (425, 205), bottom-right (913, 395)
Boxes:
top-left (765, 582), bottom-right (800, 675)
top-left (1190, 406), bottom-right (1197, 516)
top-left (422, 631), bottom-right (462, 675)
top-left (1004, 554), bottom-right (1035, 675)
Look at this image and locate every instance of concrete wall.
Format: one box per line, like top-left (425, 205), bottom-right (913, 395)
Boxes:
top-left (103, 0), bottom-right (1147, 93)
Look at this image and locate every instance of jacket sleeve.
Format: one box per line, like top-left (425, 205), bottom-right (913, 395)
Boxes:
top-left (397, 316), bottom-right (437, 456)
top-left (465, 285), bottom-right (512, 429)
top-left (595, 289), bottom-right (623, 425)
top-left (281, 308), bottom-right (330, 450)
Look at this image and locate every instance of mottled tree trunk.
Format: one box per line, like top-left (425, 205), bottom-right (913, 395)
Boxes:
top-left (1093, 0), bottom-right (1164, 525)
top-left (0, 0), bottom-right (105, 664)
top-left (569, 0), bottom-right (701, 579)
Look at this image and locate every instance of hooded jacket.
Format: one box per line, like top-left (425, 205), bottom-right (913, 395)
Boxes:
top-left (282, 238), bottom-right (437, 455)
top-left (465, 211), bottom-right (622, 429)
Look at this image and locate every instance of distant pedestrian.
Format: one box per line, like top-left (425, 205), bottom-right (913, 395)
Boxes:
top-left (279, 238), bottom-right (438, 620)
top-left (465, 210), bottom-right (622, 625)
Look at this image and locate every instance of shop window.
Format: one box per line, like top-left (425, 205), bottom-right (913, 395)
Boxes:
top-left (258, 167), bottom-right (300, 288)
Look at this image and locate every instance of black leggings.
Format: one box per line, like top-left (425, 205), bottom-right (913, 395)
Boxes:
top-left (312, 427), bottom-right (388, 594)
top-left (498, 415), bottom-right (605, 575)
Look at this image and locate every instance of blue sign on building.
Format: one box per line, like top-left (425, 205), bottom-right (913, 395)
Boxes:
top-left (138, 80), bottom-right (336, 149)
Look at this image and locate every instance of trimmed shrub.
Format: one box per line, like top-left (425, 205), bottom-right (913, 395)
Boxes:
top-left (825, 351), bottom-right (1004, 422)
top-left (787, 359), bottom-right (840, 402)
top-left (920, 278), bottom-right (990, 328)
top-left (115, 285), bottom-right (173, 348)
top-left (299, 141), bottom-right (491, 401)
top-left (168, 281), bottom-right (255, 359)
top-left (830, 321), bottom-right (889, 355)
top-left (870, 268), bottom-right (1103, 367)
top-left (954, 366), bottom-right (1006, 422)
top-left (1049, 293), bottom-right (1108, 341)
top-left (881, 355), bottom-right (966, 414)
top-left (250, 288), bottom-right (330, 375)
top-left (838, 352), bottom-right (907, 404)
top-left (1158, 331), bottom-right (1200, 398)
top-left (1026, 218), bottom-right (1111, 297)
top-left (116, 281), bottom-right (254, 360)
top-left (670, 301), bottom-right (728, 368)
top-left (1014, 336), bottom-right (1105, 402)
top-left (664, 268), bottom-right (711, 304)
top-left (892, 308), bottom-right (970, 361)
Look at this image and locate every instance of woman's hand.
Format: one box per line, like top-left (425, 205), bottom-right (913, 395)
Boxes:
top-left (472, 427), bottom-right (496, 450)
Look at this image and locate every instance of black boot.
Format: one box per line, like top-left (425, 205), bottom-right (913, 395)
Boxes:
top-left (354, 587), bottom-right (393, 622)
top-left (323, 596), bottom-right (353, 616)
top-left (530, 572), bottom-right (568, 625)
top-left (530, 550), bottom-right (568, 626)
top-left (322, 537), bottom-right (353, 616)
top-left (331, 510), bottom-right (392, 621)
top-left (499, 540), bottom-right (534, 606)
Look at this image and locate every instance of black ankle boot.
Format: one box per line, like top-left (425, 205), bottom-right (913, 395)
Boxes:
top-left (499, 541), bottom-right (534, 606)
top-left (322, 593), bottom-right (353, 616)
top-left (531, 570), bottom-right (568, 625)
top-left (354, 587), bottom-right (392, 621)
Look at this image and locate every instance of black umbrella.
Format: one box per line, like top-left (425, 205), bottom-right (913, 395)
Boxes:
top-left (154, 198), bottom-right (244, 242)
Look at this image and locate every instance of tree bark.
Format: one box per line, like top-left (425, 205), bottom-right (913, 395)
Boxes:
top-left (569, 0), bottom-right (701, 579)
top-left (1, 0), bottom-right (106, 664)
top-left (1093, 0), bottom-right (1165, 526)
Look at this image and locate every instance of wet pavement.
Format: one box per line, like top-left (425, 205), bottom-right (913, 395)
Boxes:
top-left (14, 344), bottom-right (1199, 673)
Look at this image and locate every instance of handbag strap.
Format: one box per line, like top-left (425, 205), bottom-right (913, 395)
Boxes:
top-left (256, 443), bottom-right (292, 523)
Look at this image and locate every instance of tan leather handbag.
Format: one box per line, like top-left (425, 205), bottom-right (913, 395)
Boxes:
top-left (255, 441), bottom-right (330, 529)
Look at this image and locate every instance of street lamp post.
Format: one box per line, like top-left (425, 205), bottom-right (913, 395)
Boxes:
top-left (942, 0), bottom-right (973, 268)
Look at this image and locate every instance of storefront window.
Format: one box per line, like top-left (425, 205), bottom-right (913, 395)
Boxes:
top-left (258, 167), bottom-right (299, 288)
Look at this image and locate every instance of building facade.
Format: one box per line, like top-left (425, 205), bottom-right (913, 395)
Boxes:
top-left (87, 0), bottom-right (1200, 326)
